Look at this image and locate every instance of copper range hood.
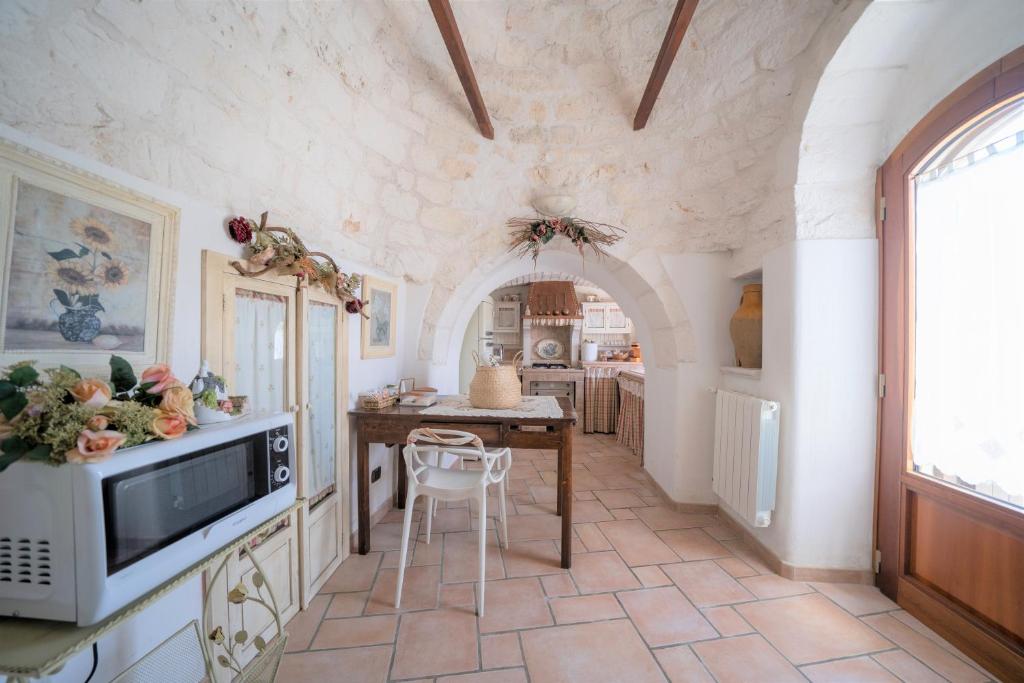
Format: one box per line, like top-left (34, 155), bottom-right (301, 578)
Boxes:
top-left (525, 281), bottom-right (582, 326)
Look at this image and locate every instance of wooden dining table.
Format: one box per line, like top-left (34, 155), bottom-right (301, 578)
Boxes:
top-left (349, 397), bottom-right (579, 567)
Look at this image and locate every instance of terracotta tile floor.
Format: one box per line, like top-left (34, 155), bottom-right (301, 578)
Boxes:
top-left (279, 432), bottom-right (995, 682)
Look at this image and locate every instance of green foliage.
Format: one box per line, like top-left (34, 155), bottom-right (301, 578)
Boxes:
top-left (8, 364), bottom-right (39, 387)
top-left (0, 451), bottom-right (24, 473)
top-left (0, 439), bottom-right (51, 473)
top-left (39, 402), bottom-right (95, 456)
top-left (198, 388), bottom-right (219, 409)
top-left (53, 289), bottom-right (73, 307)
top-left (23, 444), bottom-right (52, 462)
top-left (0, 394), bottom-right (27, 420)
top-left (59, 365), bottom-right (82, 379)
top-left (77, 294), bottom-right (105, 312)
top-left (111, 401), bottom-right (156, 448)
top-left (109, 355), bottom-right (137, 393)
top-left (47, 248), bottom-right (80, 261)
top-left (1, 436), bottom-right (27, 455)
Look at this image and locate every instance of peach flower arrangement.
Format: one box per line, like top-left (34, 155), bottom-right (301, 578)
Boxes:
top-left (0, 355), bottom-right (198, 472)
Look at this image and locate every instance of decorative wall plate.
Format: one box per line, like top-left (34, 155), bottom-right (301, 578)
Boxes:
top-left (534, 338), bottom-right (564, 360)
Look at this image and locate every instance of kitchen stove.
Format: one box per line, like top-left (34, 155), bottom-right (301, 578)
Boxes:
top-left (531, 362), bottom-right (570, 369)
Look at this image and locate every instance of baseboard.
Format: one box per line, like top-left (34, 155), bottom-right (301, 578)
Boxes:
top-left (715, 505), bottom-right (875, 585)
top-left (348, 497), bottom-right (393, 553)
top-left (646, 476), bottom-right (718, 515)
top-left (648, 479), bottom-right (873, 585)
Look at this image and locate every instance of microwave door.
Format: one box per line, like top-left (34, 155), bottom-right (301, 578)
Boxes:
top-left (103, 438), bottom-right (258, 575)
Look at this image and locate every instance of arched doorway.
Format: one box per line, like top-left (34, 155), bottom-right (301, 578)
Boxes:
top-left (455, 271), bottom-right (620, 393)
top-left (417, 244), bottom-right (696, 374)
top-left (413, 244), bottom-right (712, 506)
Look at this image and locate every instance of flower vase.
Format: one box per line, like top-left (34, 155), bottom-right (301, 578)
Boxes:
top-left (729, 284), bottom-right (762, 368)
top-left (58, 307), bottom-right (102, 343)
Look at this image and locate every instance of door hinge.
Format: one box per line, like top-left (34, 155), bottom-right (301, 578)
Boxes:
top-left (878, 373), bottom-right (886, 399)
top-left (873, 549), bottom-right (882, 574)
top-left (878, 196), bottom-right (887, 222)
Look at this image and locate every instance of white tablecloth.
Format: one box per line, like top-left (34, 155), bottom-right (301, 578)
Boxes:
top-left (418, 395), bottom-right (563, 419)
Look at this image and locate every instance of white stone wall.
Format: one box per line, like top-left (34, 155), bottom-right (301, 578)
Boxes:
top-left (0, 0), bottom-right (842, 293)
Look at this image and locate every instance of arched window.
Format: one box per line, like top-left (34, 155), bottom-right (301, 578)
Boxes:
top-left (911, 95), bottom-right (1024, 508)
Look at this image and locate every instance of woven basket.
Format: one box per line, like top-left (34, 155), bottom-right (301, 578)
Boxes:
top-left (361, 393), bottom-right (398, 410)
top-left (468, 351), bottom-right (522, 409)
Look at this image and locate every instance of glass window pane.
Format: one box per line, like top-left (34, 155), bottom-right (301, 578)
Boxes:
top-left (233, 289), bottom-right (288, 414)
top-left (911, 97), bottom-right (1024, 509)
top-left (306, 301), bottom-right (337, 496)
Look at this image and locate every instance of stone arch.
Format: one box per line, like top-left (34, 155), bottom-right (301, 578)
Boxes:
top-left (795, 0), bottom-right (1024, 241)
top-left (414, 243), bottom-right (704, 504)
top-left (416, 242), bottom-right (697, 377)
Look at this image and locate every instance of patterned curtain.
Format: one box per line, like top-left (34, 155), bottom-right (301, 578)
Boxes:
top-left (233, 289), bottom-right (287, 415)
top-left (306, 302), bottom-right (337, 497)
top-left (584, 366), bottom-right (619, 434)
top-left (616, 374), bottom-right (644, 462)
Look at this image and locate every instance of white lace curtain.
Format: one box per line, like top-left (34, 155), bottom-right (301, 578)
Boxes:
top-left (306, 302), bottom-right (337, 497)
top-left (913, 137), bottom-right (1024, 507)
top-left (233, 289), bottom-right (287, 415)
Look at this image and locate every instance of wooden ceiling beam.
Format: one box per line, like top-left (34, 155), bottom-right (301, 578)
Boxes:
top-left (427, 0), bottom-right (494, 140)
top-left (633, 0), bottom-right (700, 131)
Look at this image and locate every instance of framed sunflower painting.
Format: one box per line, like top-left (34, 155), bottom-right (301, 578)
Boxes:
top-left (0, 141), bottom-right (178, 371)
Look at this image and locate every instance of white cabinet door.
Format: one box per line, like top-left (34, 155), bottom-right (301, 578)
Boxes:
top-left (582, 302), bottom-right (608, 333)
top-left (297, 287), bottom-right (348, 605)
top-left (494, 302), bottom-right (520, 332)
top-left (582, 302), bottom-right (633, 333)
top-left (606, 305), bottom-right (632, 333)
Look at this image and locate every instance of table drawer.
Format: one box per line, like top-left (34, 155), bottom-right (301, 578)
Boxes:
top-left (419, 422), bottom-right (502, 444)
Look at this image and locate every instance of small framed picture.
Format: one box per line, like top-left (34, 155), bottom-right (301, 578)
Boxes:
top-left (360, 275), bottom-right (397, 359)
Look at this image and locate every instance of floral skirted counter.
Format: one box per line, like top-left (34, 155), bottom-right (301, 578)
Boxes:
top-left (616, 368), bottom-right (645, 462)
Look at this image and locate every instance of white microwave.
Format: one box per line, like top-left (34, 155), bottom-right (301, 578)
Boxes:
top-left (0, 412), bottom-right (296, 625)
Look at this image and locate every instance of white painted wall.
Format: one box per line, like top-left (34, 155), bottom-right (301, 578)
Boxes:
top-left (344, 268), bottom-right (407, 533)
top-left (796, 0), bottom-right (1024, 243)
top-left (722, 239), bottom-right (878, 571)
top-left (661, 253), bottom-right (742, 504)
top-left (0, 125), bottom-right (415, 681)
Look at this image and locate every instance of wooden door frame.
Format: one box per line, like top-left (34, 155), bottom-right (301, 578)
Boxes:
top-left (876, 46), bottom-right (1024, 680)
top-left (296, 280), bottom-right (350, 605)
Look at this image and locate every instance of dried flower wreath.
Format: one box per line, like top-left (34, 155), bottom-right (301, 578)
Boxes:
top-left (227, 212), bottom-right (367, 316)
top-left (508, 216), bottom-right (625, 262)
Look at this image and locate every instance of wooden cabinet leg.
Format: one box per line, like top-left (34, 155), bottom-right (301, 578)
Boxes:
top-left (560, 426), bottom-right (574, 569)
top-left (357, 433), bottom-right (370, 555)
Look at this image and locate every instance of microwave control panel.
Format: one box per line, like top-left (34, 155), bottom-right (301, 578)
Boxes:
top-left (267, 425), bottom-right (291, 491)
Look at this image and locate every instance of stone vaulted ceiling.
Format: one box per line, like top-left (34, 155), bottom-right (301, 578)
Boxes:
top-left (0, 0), bottom-right (843, 288)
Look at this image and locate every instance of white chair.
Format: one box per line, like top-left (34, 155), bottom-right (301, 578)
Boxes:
top-left (395, 428), bottom-right (512, 616)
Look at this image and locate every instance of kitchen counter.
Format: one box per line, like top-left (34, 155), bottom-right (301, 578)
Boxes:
top-left (521, 366), bottom-right (584, 407)
top-left (523, 366), bottom-right (584, 374)
top-left (619, 369), bottom-right (645, 383)
top-left (581, 361), bottom-right (644, 372)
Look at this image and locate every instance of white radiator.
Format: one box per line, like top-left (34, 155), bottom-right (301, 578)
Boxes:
top-left (712, 390), bottom-right (781, 527)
